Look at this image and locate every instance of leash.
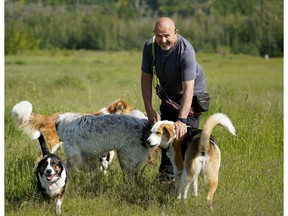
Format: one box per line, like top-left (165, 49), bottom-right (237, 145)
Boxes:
top-left (151, 36), bottom-right (159, 89)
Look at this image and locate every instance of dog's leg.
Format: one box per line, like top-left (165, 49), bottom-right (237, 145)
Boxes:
top-left (205, 148), bottom-right (221, 208)
top-left (191, 158), bottom-right (204, 198)
top-left (181, 169), bottom-right (194, 200)
top-left (206, 170), bottom-right (219, 209)
top-left (117, 149), bottom-right (136, 181)
top-left (175, 172), bottom-right (182, 199)
top-left (86, 156), bottom-right (101, 172)
top-left (117, 147), bottom-right (147, 182)
top-left (107, 150), bottom-right (115, 164)
top-left (64, 141), bottom-right (82, 172)
top-left (55, 194), bottom-right (63, 215)
top-left (191, 174), bottom-right (199, 197)
top-left (67, 152), bottom-right (82, 172)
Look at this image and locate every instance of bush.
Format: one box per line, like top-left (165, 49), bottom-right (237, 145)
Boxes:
top-left (4, 1), bottom-right (283, 57)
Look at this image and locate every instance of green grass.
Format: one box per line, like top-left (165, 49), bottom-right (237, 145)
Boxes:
top-left (5, 50), bottom-right (283, 215)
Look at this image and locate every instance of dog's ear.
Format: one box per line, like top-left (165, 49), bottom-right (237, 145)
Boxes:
top-left (108, 99), bottom-right (133, 114)
top-left (119, 100), bottom-right (133, 112)
top-left (162, 124), bottom-right (175, 140)
top-left (107, 101), bottom-right (118, 113)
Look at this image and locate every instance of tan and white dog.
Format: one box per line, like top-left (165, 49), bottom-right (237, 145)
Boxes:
top-left (146, 113), bottom-right (236, 207)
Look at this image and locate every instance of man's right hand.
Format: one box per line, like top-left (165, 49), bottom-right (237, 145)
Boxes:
top-left (147, 109), bottom-right (161, 124)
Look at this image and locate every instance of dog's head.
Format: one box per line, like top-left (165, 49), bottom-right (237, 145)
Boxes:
top-left (37, 155), bottom-right (65, 183)
top-left (107, 99), bottom-right (133, 114)
top-left (146, 121), bottom-right (175, 149)
top-left (94, 99), bottom-right (134, 116)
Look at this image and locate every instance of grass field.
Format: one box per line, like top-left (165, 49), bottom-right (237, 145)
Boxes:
top-left (4, 50), bottom-right (283, 215)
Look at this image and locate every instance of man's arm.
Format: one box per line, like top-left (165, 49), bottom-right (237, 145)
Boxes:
top-left (174, 80), bottom-right (194, 139)
top-left (179, 80), bottom-right (194, 118)
top-left (141, 72), bottom-right (160, 124)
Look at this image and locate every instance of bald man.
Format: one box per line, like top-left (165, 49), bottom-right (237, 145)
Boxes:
top-left (141, 17), bottom-right (207, 182)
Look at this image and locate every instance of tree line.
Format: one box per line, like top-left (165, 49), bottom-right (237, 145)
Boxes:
top-left (5, 0), bottom-right (283, 57)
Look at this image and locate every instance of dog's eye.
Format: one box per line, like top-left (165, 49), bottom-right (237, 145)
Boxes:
top-left (51, 160), bottom-right (62, 168)
top-left (50, 160), bottom-right (56, 166)
top-left (156, 131), bottom-right (161, 135)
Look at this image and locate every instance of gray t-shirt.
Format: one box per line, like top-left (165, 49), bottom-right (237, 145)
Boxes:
top-left (141, 35), bottom-right (206, 102)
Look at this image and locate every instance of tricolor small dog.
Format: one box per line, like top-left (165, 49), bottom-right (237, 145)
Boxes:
top-left (36, 134), bottom-right (68, 215)
top-left (146, 113), bottom-right (236, 207)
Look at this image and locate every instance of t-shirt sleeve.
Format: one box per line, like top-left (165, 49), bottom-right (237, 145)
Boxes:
top-left (180, 47), bottom-right (197, 81)
top-left (141, 40), bottom-right (152, 74)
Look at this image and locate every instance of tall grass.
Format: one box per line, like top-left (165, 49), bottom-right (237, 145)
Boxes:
top-left (5, 50), bottom-right (283, 215)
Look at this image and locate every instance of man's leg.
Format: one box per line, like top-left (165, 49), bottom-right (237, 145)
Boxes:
top-left (158, 103), bottom-right (176, 181)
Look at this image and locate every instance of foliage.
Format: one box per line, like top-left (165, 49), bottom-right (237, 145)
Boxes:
top-left (5, 0), bottom-right (283, 56)
top-left (4, 50), bottom-right (283, 215)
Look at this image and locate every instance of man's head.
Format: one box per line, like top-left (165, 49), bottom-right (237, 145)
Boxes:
top-left (154, 17), bottom-right (178, 51)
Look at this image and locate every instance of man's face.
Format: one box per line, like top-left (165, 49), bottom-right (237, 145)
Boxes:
top-left (154, 26), bottom-right (177, 51)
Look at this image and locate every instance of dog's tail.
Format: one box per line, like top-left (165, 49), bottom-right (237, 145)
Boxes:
top-left (199, 113), bottom-right (236, 152)
top-left (11, 101), bottom-right (41, 140)
top-left (38, 133), bottom-right (50, 156)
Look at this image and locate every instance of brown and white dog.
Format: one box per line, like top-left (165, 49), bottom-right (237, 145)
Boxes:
top-left (11, 99), bottom-right (133, 155)
top-left (36, 133), bottom-right (67, 215)
top-left (146, 113), bottom-right (236, 207)
top-left (11, 99), bottom-right (134, 172)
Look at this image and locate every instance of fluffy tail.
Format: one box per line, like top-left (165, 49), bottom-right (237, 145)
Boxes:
top-left (11, 101), bottom-right (40, 140)
top-left (199, 113), bottom-right (236, 152)
top-left (38, 133), bottom-right (50, 156)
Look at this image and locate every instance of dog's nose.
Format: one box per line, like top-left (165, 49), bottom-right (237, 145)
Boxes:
top-left (146, 139), bottom-right (151, 146)
top-left (46, 169), bottom-right (52, 175)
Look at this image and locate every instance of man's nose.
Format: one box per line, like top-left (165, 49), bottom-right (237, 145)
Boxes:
top-left (160, 37), bottom-right (166, 43)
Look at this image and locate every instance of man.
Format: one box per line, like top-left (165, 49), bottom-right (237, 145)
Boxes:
top-left (141, 17), bottom-right (207, 181)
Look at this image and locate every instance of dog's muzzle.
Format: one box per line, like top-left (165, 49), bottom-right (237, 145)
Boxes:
top-left (46, 169), bottom-right (52, 175)
top-left (146, 139), bottom-right (156, 148)
top-left (45, 169), bottom-right (55, 182)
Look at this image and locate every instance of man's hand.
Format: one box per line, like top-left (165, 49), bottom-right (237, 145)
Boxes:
top-left (174, 120), bottom-right (187, 139)
top-left (147, 109), bottom-right (161, 124)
